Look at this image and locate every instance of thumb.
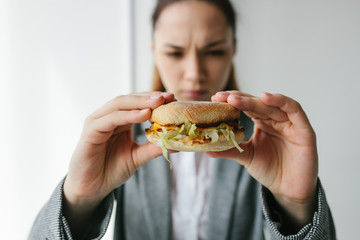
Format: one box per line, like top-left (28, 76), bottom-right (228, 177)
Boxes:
top-left (132, 142), bottom-right (163, 168)
top-left (205, 142), bottom-right (253, 168)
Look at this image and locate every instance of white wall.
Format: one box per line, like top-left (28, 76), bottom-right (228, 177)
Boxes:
top-left (133, 0), bottom-right (360, 239)
top-left (2, 0), bottom-right (359, 239)
top-left (234, 2), bottom-right (360, 239)
top-left (0, 0), bottom-right (132, 239)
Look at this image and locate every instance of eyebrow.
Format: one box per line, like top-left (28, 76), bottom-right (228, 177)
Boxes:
top-left (164, 39), bottom-right (227, 50)
top-left (165, 44), bottom-right (183, 50)
top-left (204, 39), bottom-right (227, 49)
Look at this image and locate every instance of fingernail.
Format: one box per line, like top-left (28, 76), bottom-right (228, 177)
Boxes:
top-left (231, 94), bottom-right (242, 100)
top-left (150, 94), bottom-right (162, 100)
top-left (263, 92), bottom-right (272, 96)
top-left (161, 92), bottom-right (172, 97)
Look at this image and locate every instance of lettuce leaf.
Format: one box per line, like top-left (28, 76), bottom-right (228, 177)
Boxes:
top-left (153, 122), bottom-right (243, 169)
top-left (173, 134), bottom-right (186, 140)
top-left (204, 129), bottom-right (219, 143)
top-left (229, 129), bottom-right (244, 153)
top-left (219, 129), bottom-right (230, 140)
top-left (179, 124), bottom-right (185, 134)
top-left (161, 130), bottom-right (179, 139)
top-left (183, 122), bottom-right (192, 133)
top-left (159, 138), bottom-right (172, 170)
top-left (189, 124), bottom-right (198, 139)
top-left (216, 123), bottom-right (227, 129)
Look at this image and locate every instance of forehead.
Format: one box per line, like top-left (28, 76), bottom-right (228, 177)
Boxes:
top-left (154, 1), bottom-right (232, 46)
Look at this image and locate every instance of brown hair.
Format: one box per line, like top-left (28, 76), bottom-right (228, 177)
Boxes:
top-left (151, 0), bottom-right (239, 92)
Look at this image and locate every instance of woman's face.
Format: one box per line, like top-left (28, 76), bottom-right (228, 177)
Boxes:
top-left (153, 1), bottom-right (235, 101)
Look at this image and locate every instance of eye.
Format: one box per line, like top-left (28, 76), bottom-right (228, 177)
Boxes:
top-left (166, 52), bottom-right (183, 58)
top-left (206, 50), bottom-right (226, 56)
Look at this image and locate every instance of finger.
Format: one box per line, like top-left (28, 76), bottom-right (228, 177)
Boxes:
top-left (205, 142), bottom-right (253, 168)
top-left (212, 92), bottom-right (265, 120)
top-left (93, 109), bottom-right (151, 133)
top-left (211, 91), bottom-right (253, 102)
top-left (224, 90), bottom-right (255, 97)
top-left (92, 92), bottom-right (175, 119)
top-left (260, 92), bottom-right (311, 128)
top-left (84, 109), bottom-right (151, 144)
top-left (132, 142), bottom-right (163, 168)
top-left (113, 124), bottom-right (133, 135)
top-left (133, 91), bottom-right (177, 101)
top-left (211, 91), bottom-right (288, 122)
top-left (132, 91), bottom-right (163, 96)
top-left (227, 94), bottom-right (288, 122)
top-left (252, 118), bottom-right (284, 137)
top-left (131, 142), bottom-right (178, 169)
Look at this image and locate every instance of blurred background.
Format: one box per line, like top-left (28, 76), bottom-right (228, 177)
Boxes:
top-left (1, 0), bottom-right (359, 239)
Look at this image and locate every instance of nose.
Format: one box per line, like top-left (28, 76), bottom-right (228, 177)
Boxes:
top-left (183, 52), bottom-right (204, 83)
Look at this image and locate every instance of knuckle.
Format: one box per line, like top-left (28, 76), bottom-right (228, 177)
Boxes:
top-left (84, 115), bottom-right (95, 126)
top-left (292, 100), bottom-right (302, 110)
top-left (113, 94), bottom-right (126, 102)
top-left (109, 111), bottom-right (121, 122)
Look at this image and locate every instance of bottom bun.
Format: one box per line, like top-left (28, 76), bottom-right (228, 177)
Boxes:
top-left (146, 131), bottom-right (245, 152)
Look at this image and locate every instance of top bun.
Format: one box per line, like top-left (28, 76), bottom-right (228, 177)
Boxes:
top-left (150, 101), bottom-right (241, 125)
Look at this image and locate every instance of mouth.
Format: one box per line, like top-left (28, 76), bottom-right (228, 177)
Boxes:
top-left (182, 90), bottom-right (207, 100)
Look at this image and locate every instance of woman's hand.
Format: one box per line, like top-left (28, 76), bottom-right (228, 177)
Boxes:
top-left (62, 92), bottom-right (175, 234)
top-left (208, 91), bottom-right (318, 232)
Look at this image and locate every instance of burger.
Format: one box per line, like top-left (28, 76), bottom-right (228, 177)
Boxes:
top-left (145, 101), bottom-right (245, 166)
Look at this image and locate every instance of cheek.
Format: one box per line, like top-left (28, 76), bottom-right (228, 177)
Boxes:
top-left (155, 55), bottom-right (181, 91)
top-left (206, 59), bottom-right (232, 89)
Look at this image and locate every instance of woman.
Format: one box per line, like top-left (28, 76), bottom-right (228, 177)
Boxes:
top-left (29, 0), bottom-right (336, 239)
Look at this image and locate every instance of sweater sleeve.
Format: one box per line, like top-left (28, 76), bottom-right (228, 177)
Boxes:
top-left (28, 177), bottom-right (115, 240)
top-left (261, 180), bottom-right (336, 240)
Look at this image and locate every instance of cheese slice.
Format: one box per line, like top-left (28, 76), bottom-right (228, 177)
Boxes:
top-left (153, 122), bottom-right (179, 131)
top-left (197, 124), bottom-right (234, 131)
